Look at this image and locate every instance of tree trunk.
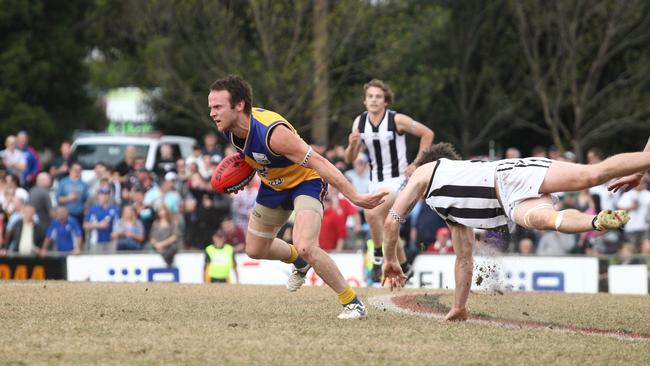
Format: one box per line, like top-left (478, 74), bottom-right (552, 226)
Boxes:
top-left (312, 0), bottom-right (329, 145)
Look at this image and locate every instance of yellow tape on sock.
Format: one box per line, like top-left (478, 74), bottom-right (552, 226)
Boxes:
top-left (337, 286), bottom-right (356, 305)
top-left (282, 244), bottom-right (299, 264)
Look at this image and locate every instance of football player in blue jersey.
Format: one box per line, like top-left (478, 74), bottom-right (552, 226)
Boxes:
top-left (208, 75), bottom-right (387, 319)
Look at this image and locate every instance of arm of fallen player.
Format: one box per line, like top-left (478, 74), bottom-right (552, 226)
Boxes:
top-left (381, 167), bottom-right (431, 290)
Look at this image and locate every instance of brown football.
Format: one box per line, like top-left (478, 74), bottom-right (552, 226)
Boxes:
top-left (210, 154), bottom-right (255, 194)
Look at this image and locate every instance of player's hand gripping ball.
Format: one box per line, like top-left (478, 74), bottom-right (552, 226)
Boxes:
top-left (211, 154), bottom-right (255, 194)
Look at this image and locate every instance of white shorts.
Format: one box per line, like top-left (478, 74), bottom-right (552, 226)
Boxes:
top-left (495, 158), bottom-right (553, 219)
top-left (368, 176), bottom-right (407, 194)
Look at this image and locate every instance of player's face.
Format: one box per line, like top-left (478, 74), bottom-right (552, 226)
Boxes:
top-left (208, 90), bottom-right (239, 132)
top-left (363, 86), bottom-right (388, 114)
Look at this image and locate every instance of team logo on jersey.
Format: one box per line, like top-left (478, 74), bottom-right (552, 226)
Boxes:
top-left (252, 152), bottom-right (271, 165)
top-left (268, 178), bottom-right (284, 186)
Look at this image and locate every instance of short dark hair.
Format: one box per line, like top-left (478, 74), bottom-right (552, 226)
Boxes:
top-left (414, 142), bottom-right (461, 167)
top-left (363, 79), bottom-right (394, 105)
top-left (210, 75), bottom-right (253, 115)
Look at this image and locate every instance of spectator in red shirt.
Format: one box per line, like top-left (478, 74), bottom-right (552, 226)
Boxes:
top-left (319, 187), bottom-right (360, 252)
top-left (425, 227), bottom-right (454, 254)
top-left (220, 217), bottom-right (246, 253)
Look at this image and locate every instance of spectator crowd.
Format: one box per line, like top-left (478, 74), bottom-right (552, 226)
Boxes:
top-left (1, 131), bottom-right (649, 269)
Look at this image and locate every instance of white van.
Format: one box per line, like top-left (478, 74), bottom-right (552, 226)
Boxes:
top-left (71, 134), bottom-right (197, 182)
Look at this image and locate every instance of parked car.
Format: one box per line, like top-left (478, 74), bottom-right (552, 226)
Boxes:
top-left (71, 133), bottom-right (197, 182)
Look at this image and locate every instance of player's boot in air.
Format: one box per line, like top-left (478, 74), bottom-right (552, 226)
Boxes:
top-left (593, 210), bottom-right (629, 231)
top-left (286, 264), bottom-right (311, 292)
top-left (337, 300), bottom-right (368, 320)
top-left (370, 256), bottom-right (383, 283)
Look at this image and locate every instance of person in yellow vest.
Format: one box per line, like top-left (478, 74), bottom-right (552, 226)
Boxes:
top-left (205, 230), bottom-right (239, 284)
top-left (363, 239), bottom-right (375, 286)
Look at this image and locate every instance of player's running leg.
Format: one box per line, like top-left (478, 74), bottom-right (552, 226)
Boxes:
top-left (245, 204), bottom-right (310, 292)
top-left (364, 189), bottom-right (410, 282)
top-left (292, 196), bottom-right (366, 319)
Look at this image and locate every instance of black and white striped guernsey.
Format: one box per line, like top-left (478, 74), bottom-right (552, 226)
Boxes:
top-left (358, 109), bottom-right (408, 183)
top-left (424, 158), bottom-right (507, 230)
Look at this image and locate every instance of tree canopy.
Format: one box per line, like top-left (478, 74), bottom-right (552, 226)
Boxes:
top-left (3, 0), bottom-right (649, 159)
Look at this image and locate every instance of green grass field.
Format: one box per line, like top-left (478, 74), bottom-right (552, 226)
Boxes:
top-left (1, 282), bottom-right (649, 365)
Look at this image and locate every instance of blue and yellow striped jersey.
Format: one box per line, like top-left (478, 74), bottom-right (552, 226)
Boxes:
top-left (224, 108), bottom-right (321, 191)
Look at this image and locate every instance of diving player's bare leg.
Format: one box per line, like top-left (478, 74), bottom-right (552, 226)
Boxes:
top-left (513, 195), bottom-right (628, 233)
top-left (510, 153), bottom-right (650, 233)
top-left (540, 152), bottom-right (650, 193)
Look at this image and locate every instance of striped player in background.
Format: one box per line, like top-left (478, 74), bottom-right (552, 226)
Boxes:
top-left (381, 141), bottom-right (650, 321)
top-left (344, 79), bottom-right (434, 284)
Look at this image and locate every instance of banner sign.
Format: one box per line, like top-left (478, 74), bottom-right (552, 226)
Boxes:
top-left (608, 265), bottom-right (648, 294)
top-left (235, 253), bottom-right (599, 293)
top-left (0, 256), bottom-right (67, 280)
top-left (235, 253), bottom-right (365, 288)
top-left (63, 251), bottom-right (606, 293)
top-left (411, 255), bottom-right (599, 293)
top-left (66, 253), bottom-right (204, 283)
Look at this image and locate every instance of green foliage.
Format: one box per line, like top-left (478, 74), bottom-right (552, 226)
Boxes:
top-left (0, 0), bottom-right (106, 149)
top-left (3, 0), bottom-right (648, 156)
top-left (511, 0), bottom-right (650, 159)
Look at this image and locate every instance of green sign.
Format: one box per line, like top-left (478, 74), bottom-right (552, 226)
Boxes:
top-left (107, 121), bottom-right (155, 134)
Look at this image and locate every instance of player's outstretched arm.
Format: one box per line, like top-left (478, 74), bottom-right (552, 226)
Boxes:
top-left (395, 114), bottom-right (434, 176)
top-left (382, 164), bottom-right (431, 289)
top-left (268, 125), bottom-right (387, 209)
top-left (608, 136), bottom-right (650, 193)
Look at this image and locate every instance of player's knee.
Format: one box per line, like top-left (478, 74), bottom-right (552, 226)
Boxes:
top-left (518, 203), bottom-right (556, 230)
top-left (294, 242), bottom-right (315, 261)
top-left (364, 208), bottom-right (383, 224)
top-left (522, 213), bottom-right (545, 230)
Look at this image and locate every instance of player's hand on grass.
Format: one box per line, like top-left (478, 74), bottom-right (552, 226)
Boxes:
top-left (352, 191), bottom-right (389, 209)
top-left (608, 173), bottom-right (643, 193)
top-left (382, 260), bottom-right (405, 291)
top-left (444, 307), bottom-right (469, 322)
